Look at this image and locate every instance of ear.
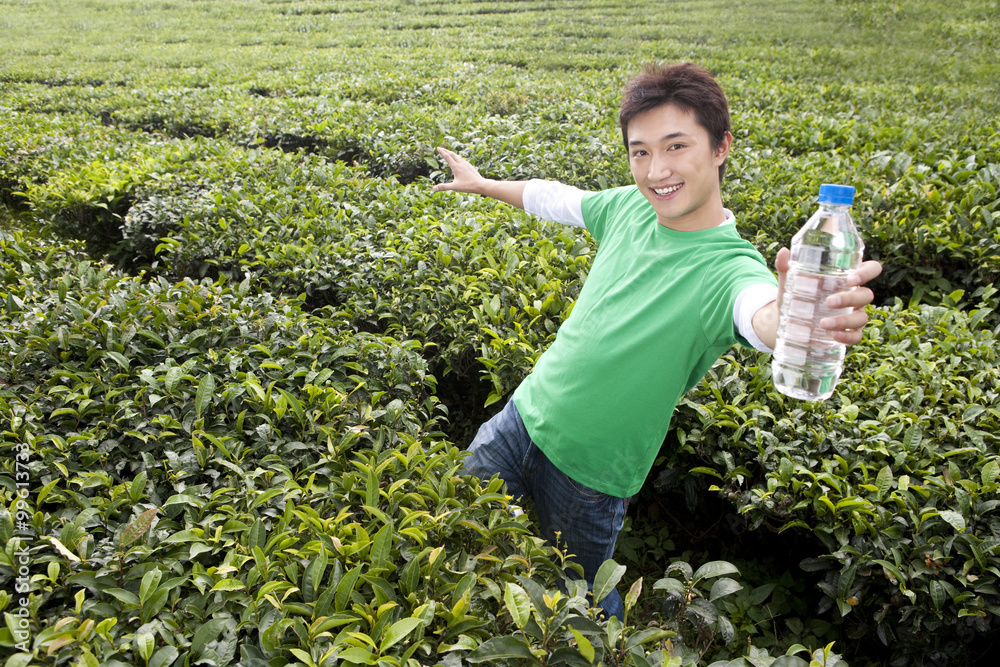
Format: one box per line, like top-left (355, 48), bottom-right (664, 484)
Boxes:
top-left (714, 131), bottom-right (733, 165)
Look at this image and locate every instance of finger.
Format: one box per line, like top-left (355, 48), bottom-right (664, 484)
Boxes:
top-left (437, 146), bottom-right (467, 167)
top-left (774, 247), bottom-right (790, 309)
top-left (820, 308), bottom-right (869, 332)
top-left (433, 147), bottom-right (459, 192)
top-left (436, 147), bottom-right (460, 171)
top-left (847, 259), bottom-right (883, 287)
top-left (831, 329), bottom-right (865, 346)
top-left (774, 247), bottom-right (790, 274)
top-left (826, 286), bottom-right (874, 310)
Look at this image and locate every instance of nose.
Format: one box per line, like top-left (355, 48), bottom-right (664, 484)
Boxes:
top-left (647, 150), bottom-right (672, 181)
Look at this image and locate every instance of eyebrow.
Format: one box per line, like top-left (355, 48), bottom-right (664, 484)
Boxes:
top-left (628, 131), bottom-right (689, 147)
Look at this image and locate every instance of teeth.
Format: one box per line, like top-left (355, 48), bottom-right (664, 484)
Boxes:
top-left (653, 184), bottom-right (682, 195)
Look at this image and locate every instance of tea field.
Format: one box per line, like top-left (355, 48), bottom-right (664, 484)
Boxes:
top-left (1, 0), bottom-right (999, 666)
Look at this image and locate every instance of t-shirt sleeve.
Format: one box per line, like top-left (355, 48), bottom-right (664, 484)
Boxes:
top-left (734, 283), bottom-right (778, 352)
top-left (703, 252), bottom-right (778, 351)
top-left (580, 186), bottom-right (636, 243)
top-left (522, 179), bottom-right (586, 227)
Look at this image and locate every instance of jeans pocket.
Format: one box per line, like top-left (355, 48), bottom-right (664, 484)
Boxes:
top-left (562, 473), bottom-right (609, 501)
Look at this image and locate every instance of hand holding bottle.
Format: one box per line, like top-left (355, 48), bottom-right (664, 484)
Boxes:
top-left (772, 185), bottom-right (882, 400)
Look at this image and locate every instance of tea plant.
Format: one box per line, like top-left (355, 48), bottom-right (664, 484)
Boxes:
top-left (2, 0), bottom-right (999, 665)
top-left (674, 292), bottom-right (1000, 663)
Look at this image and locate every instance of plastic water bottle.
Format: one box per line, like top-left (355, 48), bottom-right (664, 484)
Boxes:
top-left (772, 184), bottom-right (865, 400)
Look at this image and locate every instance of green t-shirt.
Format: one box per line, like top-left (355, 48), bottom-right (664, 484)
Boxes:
top-left (512, 185), bottom-right (776, 498)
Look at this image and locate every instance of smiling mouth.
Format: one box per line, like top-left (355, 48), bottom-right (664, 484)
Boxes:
top-left (652, 184), bottom-right (682, 196)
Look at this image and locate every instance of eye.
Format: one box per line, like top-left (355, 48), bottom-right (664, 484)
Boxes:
top-left (630, 149), bottom-right (648, 158)
top-left (668, 143), bottom-right (685, 150)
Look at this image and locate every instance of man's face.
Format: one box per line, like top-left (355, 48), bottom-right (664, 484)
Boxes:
top-left (626, 102), bottom-right (731, 231)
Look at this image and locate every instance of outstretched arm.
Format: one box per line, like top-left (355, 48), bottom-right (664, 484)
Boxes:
top-left (752, 247), bottom-right (883, 350)
top-left (432, 147), bottom-right (529, 209)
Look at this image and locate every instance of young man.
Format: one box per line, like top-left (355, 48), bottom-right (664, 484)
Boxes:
top-left (432, 62), bottom-right (882, 619)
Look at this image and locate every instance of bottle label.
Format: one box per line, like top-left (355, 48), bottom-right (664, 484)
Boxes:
top-left (789, 297), bottom-right (816, 321)
top-left (782, 321), bottom-right (813, 347)
top-left (797, 244), bottom-right (826, 270)
top-left (802, 229), bottom-right (834, 247)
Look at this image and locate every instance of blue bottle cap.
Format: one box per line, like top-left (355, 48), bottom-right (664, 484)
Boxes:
top-left (818, 184), bottom-right (855, 205)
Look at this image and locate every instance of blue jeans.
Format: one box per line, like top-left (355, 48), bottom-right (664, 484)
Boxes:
top-left (462, 399), bottom-right (628, 620)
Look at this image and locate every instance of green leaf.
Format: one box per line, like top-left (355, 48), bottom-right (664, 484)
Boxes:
top-left (570, 627), bottom-right (595, 663)
top-left (627, 654), bottom-right (655, 667)
top-left (592, 559), bottom-right (626, 606)
top-left (370, 523), bottom-right (392, 570)
top-left (652, 577), bottom-right (686, 598)
top-left (466, 636), bottom-right (537, 663)
top-left (104, 588), bottom-right (140, 606)
top-left (902, 425), bottom-right (923, 451)
top-left (191, 617), bottom-right (228, 656)
top-left (139, 568), bottom-right (162, 604)
top-left (130, 471), bottom-right (147, 503)
top-left (335, 566), bottom-right (362, 612)
top-left (162, 529), bottom-right (205, 544)
top-left (314, 580), bottom-right (337, 619)
top-left (875, 465), bottom-right (893, 497)
top-left (605, 616), bottom-right (623, 649)
top-left (624, 627), bottom-right (673, 652)
top-left (939, 510), bottom-right (966, 532)
top-left (836, 565), bottom-right (857, 600)
top-left (134, 632), bottom-right (155, 662)
top-left (248, 519), bottom-right (266, 551)
top-left (982, 459), bottom-right (999, 486)
top-left (277, 387), bottom-right (304, 423)
top-left (625, 577), bottom-right (643, 612)
top-left (962, 405), bottom-right (986, 421)
top-left (693, 560), bottom-right (740, 582)
top-left (440, 635), bottom-right (480, 652)
top-left (289, 648), bottom-right (317, 666)
top-left (336, 647), bottom-right (376, 664)
top-left (709, 577), bottom-right (743, 601)
top-left (94, 617), bottom-right (117, 642)
top-left (929, 580), bottom-right (947, 611)
top-left (250, 488), bottom-right (283, 510)
top-left (165, 366), bottom-right (182, 393)
top-left (76, 650), bottom-right (101, 667)
top-left (379, 617), bottom-right (423, 653)
top-left (211, 578), bottom-right (245, 592)
top-left (834, 498), bottom-right (872, 511)
top-left (504, 583), bottom-right (531, 629)
top-left (365, 467), bottom-right (379, 508)
top-left (195, 373), bottom-right (215, 417)
top-left (105, 350), bottom-right (130, 370)
top-left (140, 588), bottom-right (170, 624)
top-left (874, 559), bottom-right (908, 587)
top-left (689, 466), bottom-right (724, 480)
top-left (305, 547), bottom-right (329, 601)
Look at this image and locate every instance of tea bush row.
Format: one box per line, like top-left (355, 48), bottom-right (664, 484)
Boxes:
top-left (0, 229), bottom-right (830, 666)
top-left (3, 81), bottom-right (998, 311)
top-left (668, 292), bottom-right (1000, 662)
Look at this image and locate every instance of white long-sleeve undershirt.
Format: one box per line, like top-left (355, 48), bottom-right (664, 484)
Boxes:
top-left (522, 179), bottom-right (777, 353)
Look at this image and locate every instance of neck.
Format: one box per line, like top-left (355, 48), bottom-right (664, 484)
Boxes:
top-left (656, 198), bottom-right (728, 231)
